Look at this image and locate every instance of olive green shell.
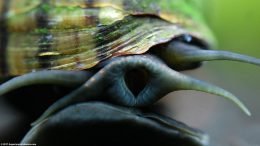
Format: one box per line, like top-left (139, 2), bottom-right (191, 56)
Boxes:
top-left (0, 0), bottom-right (214, 76)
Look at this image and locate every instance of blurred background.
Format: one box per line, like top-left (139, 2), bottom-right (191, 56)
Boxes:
top-left (1, 0), bottom-right (260, 145)
top-left (161, 0), bottom-right (260, 146)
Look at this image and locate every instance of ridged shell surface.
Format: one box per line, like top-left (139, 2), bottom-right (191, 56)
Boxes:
top-left (0, 0), bottom-right (214, 76)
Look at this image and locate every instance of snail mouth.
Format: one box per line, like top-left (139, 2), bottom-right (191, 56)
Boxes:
top-left (21, 102), bottom-right (208, 146)
top-left (124, 68), bottom-right (150, 97)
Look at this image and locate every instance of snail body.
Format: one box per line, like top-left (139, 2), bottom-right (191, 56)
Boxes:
top-left (1, 0), bottom-right (259, 115)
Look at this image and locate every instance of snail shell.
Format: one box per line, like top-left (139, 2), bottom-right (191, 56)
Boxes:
top-left (0, 0), bottom-right (213, 75)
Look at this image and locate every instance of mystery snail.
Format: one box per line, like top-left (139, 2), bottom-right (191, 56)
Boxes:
top-left (0, 0), bottom-right (260, 145)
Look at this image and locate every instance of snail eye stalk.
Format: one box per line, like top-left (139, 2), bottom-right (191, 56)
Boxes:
top-left (155, 36), bottom-right (260, 71)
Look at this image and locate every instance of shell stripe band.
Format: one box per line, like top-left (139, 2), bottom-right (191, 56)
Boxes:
top-left (0, 0), bottom-right (10, 76)
top-left (36, 0), bottom-right (52, 69)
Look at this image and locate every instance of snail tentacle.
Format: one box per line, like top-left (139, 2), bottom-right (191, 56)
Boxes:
top-left (158, 41), bottom-right (260, 70)
top-left (0, 70), bottom-right (93, 96)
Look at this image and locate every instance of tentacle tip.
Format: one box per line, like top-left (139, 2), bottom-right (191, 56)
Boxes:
top-left (231, 96), bottom-right (251, 116)
top-left (244, 108), bottom-right (251, 116)
top-left (233, 99), bottom-right (251, 116)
